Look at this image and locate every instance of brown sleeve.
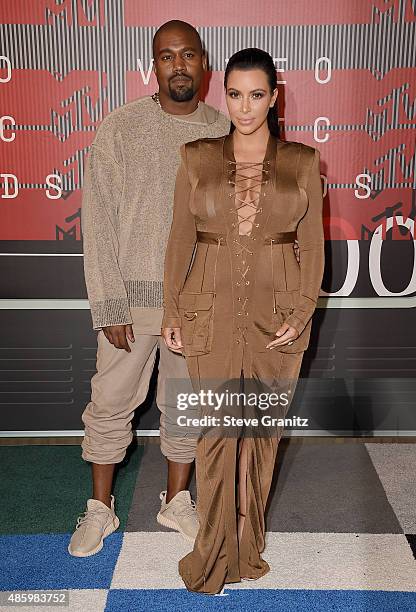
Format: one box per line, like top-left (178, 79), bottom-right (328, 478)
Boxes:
top-left (162, 143), bottom-right (197, 329)
top-left (285, 147), bottom-right (325, 336)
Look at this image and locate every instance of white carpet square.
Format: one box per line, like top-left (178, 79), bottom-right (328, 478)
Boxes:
top-left (365, 443), bottom-right (416, 534)
top-left (110, 531), bottom-right (416, 591)
top-left (111, 532), bottom-right (193, 589)
top-left (227, 532), bottom-right (416, 591)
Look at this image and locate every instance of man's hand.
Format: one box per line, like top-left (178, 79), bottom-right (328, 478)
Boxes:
top-left (162, 327), bottom-right (183, 354)
top-left (102, 324), bottom-right (135, 352)
top-left (266, 322), bottom-right (299, 350)
top-left (293, 239), bottom-right (300, 263)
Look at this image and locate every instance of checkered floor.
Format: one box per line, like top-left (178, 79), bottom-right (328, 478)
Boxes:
top-left (1, 441), bottom-right (416, 611)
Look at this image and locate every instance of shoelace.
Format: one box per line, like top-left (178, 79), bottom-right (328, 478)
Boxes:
top-left (75, 506), bottom-right (112, 530)
top-left (173, 498), bottom-right (197, 518)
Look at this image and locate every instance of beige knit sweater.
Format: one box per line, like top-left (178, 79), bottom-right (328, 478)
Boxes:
top-left (81, 95), bottom-right (230, 330)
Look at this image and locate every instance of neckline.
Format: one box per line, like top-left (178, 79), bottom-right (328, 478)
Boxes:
top-left (150, 96), bottom-right (217, 126)
top-left (175, 102), bottom-right (201, 118)
top-left (224, 131), bottom-right (276, 166)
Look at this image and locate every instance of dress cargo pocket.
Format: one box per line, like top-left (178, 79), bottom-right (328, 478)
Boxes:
top-left (255, 289), bottom-right (312, 353)
top-left (272, 289), bottom-right (312, 353)
top-left (178, 291), bottom-right (215, 357)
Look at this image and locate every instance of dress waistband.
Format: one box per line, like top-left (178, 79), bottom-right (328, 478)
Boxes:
top-left (196, 230), bottom-right (297, 245)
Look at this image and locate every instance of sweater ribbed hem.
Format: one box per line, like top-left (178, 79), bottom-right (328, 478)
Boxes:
top-left (90, 298), bottom-right (133, 330)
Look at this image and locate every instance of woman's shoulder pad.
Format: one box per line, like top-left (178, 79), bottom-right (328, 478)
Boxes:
top-left (293, 140), bottom-right (319, 159)
top-left (183, 135), bottom-right (226, 152)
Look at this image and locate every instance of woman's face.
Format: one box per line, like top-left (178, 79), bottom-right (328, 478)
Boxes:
top-left (225, 68), bottom-right (278, 136)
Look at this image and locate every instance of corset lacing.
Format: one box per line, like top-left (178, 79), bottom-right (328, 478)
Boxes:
top-left (227, 160), bottom-right (270, 345)
top-left (227, 160), bottom-right (269, 238)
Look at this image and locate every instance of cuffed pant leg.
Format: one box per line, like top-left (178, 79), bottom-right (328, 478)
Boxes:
top-left (156, 337), bottom-right (199, 464)
top-left (81, 331), bottom-right (158, 464)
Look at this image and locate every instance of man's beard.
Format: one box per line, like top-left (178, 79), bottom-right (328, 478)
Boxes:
top-left (169, 80), bottom-right (195, 102)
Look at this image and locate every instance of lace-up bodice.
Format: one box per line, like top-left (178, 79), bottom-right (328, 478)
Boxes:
top-left (227, 160), bottom-right (270, 236)
top-left (224, 157), bottom-right (271, 346)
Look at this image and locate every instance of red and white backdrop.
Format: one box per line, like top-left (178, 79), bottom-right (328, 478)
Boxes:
top-left (0, 1), bottom-right (415, 436)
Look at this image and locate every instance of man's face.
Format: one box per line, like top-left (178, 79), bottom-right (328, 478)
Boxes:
top-left (153, 28), bottom-right (207, 102)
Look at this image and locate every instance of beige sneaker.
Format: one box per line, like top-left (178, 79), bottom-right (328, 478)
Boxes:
top-left (156, 490), bottom-right (199, 543)
top-left (68, 495), bottom-right (120, 557)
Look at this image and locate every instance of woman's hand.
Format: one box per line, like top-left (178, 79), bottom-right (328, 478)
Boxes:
top-left (266, 322), bottom-right (299, 349)
top-left (162, 327), bottom-right (184, 353)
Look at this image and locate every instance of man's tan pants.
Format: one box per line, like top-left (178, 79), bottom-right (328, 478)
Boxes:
top-left (81, 328), bottom-right (197, 465)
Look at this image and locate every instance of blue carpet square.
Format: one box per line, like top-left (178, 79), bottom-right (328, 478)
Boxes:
top-left (0, 533), bottom-right (123, 591)
top-left (105, 588), bottom-right (416, 612)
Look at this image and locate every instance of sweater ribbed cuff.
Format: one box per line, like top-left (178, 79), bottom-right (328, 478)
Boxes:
top-left (90, 298), bottom-right (133, 330)
top-left (125, 280), bottom-right (163, 308)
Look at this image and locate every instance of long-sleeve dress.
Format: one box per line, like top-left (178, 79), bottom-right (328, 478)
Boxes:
top-left (162, 131), bottom-right (325, 594)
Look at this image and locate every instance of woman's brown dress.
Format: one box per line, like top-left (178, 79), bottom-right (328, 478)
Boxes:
top-left (162, 132), bottom-right (325, 594)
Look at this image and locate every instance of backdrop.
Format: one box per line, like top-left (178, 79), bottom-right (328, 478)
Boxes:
top-left (1, 0), bottom-right (415, 437)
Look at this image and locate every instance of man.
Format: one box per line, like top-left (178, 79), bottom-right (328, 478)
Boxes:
top-left (68, 20), bottom-right (230, 557)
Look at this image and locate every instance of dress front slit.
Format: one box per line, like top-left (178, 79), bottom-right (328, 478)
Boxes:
top-left (178, 352), bottom-right (303, 593)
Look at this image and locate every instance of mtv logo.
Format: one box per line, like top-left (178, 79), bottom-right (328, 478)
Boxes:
top-left (45, 0), bottom-right (105, 27)
top-left (50, 82), bottom-right (108, 142)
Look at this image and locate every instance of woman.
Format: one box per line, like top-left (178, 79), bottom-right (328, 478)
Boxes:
top-left (161, 48), bottom-right (325, 594)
